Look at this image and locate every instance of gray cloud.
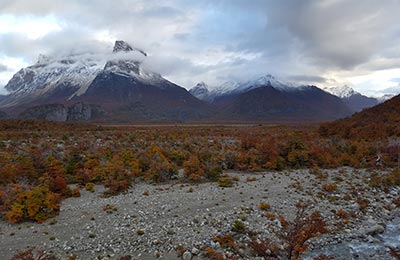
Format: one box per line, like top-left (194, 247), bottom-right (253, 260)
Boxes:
top-left (0, 64), bottom-right (8, 72)
top-left (286, 75), bottom-right (327, 84)
top-left (0, 0), bottom-right (399, 94)
top-left (382, 85), bottom-right (400, 94)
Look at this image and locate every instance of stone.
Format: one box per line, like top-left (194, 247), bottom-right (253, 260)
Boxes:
top-left (365, 225), bottom-right (385, 236)
top-left (191, 247), bottom-right (200, 255)
top-left (182, 251), bottom-right (192, 260)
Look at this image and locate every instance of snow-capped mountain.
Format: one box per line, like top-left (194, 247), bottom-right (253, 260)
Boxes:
top-left (189, 82), bottom-right (210, 101)
top-left (377, 93), bottom-right (398, 103)
top-left (1, 40), bottom-right (155, 108)
top-left (322, 85), bottom-right (378, 112)
top-left (3, 56), bottom-right (102, 107)
top-left (189, 81), bottom-right (240, 102)
top-left (0, 41), bottom-right (211, 122)
top-left (189, 74), bottom-right (352, 121)
top-left (323, 85), bottom-right (357, 98)
top-left (190, 74), bottom-right (299, 102)
top-left (232, 74), bottom-right (297, 94)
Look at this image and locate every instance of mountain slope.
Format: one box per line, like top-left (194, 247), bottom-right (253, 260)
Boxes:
top-left (217, 84), bottom-right (351, 121)
top-left (319, 94), bottom-right (400, 140)
top-left (190, 75), bottom-right (352, 121)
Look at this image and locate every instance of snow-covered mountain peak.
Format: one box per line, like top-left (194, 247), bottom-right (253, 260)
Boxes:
top-left (189, 82), bottom-right (210, 100)
top-left (113, 40), bottom-right (134, 52)
top-left (1, 40), bottom-right (162, 107)
top-left (113, 40), bottom-right (147, 57)
top-left (323, 85), bottom-right (357, 98)
top-left (194, 82), bottom-right (209, 90)
top-left (235, 74), bottom-right (296, 94)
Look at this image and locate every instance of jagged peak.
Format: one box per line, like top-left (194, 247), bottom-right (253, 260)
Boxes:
top-left (194, 82), bottom-right (208, 89)
top-left (113, 40), bottom-right (133, 52)
top-left (113, 40), bottom-right (147, 56)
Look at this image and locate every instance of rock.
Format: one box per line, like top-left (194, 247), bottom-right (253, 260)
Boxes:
top-left (367, 235), bottom-right (381, 243)
top-left (365, 225), bottom-right (385, 236)
top-left (191, 247), bottom-right (200, 255)
top-left (20, 104), bottom-right (68, 121)
top-left (19, 102), bottom-right (105, 122)
top-left (182, 251), bottom-right (192, 260)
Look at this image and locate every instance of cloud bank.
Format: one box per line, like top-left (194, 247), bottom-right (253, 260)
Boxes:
top-left (0, 0), bottom-right (400, 96)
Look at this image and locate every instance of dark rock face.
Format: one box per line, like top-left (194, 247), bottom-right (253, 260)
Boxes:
top-left (113, 40), bottom-right (147, 56)
top-left (67, 103), bottom-right (106, 121)
top-left (20, 103), bottom-right (106, 122)
top-left (20, 104), bottom-right (68, 121)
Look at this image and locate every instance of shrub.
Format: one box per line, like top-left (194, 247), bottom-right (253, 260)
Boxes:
top-left (322, 183), bottom-right (337, 193)
top-left (249, 239), bottom-right (279, 259)
top-left (231, 220), bottom-right (246, 233)
top-left (6, 186), bottom-right (60, 223)
top-left (259, 202), bottom-right (271, 211)
top-left (218, 176), bottom-right (234, 188)
top-left (205, 166), bottom-right (223, 181)
top-left (278, 201), bottom-right (328, 259)
top-left (103, 204), bottom-right (118, 214)
top-left (356, 198), bottom-right (369, 211)
top-left (265, 212), bottom-right (276, 220)
top-left (84, 182), bottom-right (95, 192)
top-left (214, 234), bottom-right (236, 249)
top-left (11, 247), bottom-right (56, 260)
top-left (71, 188), bottom-right (80, 197)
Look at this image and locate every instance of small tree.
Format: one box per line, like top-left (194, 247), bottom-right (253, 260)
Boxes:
top-left (278, 201), bottom-right (328, 259)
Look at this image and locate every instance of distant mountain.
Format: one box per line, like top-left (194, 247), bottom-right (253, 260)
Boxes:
top-left (323, 85), bottom-right (378, 112)
top-left (189, 75), bottom-right (352, 121)
top-left (0, 41), bottom-right (211, 122)
top-left (189, 81), bottom-right (240, 103)
top-left (319, 94), bottom-right (400, 140)
top-left (189, 82), bottom-right (211, 102)
top-left (217, 83), bottom-right (351, 121)
top-left (377, 93), bottom-right (397, 103)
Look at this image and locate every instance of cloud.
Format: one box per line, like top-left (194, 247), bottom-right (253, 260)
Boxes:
top-left (0, 64), bottom-right (8, 72)
top-left (0, 0), bottom-right (399, 95)
top-left (381, 85), bottom-right (400, 95)
top-left (286, 75), bottom-right (327, 84)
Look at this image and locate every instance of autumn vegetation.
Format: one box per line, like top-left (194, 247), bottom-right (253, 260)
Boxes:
top-left (0, 119), bottom-right (399, 225)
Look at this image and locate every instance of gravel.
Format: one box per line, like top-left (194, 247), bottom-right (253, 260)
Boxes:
top-left (0, 168), bottom-right (399, 260)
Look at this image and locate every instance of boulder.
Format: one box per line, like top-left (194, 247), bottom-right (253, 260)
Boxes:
top-left (365, 224), bottom-right (385, 236)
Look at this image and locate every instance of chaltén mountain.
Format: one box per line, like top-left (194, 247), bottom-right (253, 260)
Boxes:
top-left (0, 41), bottom-right (211, 122)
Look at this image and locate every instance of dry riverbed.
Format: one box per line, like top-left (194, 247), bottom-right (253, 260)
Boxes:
top-left (0, 168), bottom-right (399, 260)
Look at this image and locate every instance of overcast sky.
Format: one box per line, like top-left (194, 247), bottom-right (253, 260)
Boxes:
top-left (0, 0), bottom-right (400, 96)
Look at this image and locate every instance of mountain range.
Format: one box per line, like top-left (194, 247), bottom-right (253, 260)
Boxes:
top-left (0, 41), bottom-right (391, 123)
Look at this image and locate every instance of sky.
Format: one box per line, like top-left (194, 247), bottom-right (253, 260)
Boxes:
top-left (0, 0), bottom-right (400, 97)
